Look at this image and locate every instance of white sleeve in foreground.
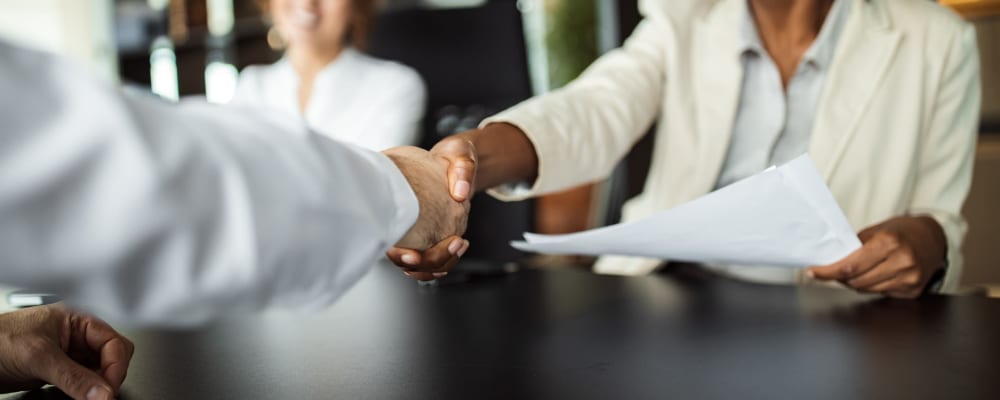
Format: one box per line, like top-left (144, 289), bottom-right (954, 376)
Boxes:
top-left (0, 41), bottom-right (418, 326)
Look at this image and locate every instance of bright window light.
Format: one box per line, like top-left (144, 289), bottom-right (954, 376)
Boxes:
top-left (147, 0), bottom-right (168, 11)
top-left (206, 0), bottom-right (235, 37)
top-left (150, 37), bottom-right (179, 101)
top-left (205, 61), bottom-right (239, 104)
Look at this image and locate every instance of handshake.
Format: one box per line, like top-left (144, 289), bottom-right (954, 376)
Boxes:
top-left (382, 138), bottom-right (479, 280)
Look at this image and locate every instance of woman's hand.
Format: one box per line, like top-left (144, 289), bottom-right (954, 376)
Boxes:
top-left (0, 304), bottom-right (134, 400)
top-left (808, 216), bottom-right (948, 298)
top-left (387, 236), bottom-right (469, 281)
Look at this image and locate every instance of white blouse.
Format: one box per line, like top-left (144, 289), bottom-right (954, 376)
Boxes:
top-left (232, 47), bottom-right (426, 151)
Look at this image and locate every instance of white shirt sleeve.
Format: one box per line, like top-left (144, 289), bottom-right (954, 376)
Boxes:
top-left (0, 41), bottom-right (419, 326)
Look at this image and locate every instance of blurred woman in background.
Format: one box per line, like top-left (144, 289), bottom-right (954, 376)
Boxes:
top-left (232, 0), bottom-right (426, 151)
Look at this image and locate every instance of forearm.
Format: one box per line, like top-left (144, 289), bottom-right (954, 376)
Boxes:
top-left (457, 122), bottom-right (538, 192)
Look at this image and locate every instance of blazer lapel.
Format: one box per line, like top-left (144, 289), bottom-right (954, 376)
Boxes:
top-left (810, 0), bottom-right (902, 179)
top-left (692, 0), bottom-right (745, 194)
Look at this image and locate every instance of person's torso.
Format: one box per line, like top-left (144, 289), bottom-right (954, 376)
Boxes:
top-left (607, 0), bottom-right (970, 280)
top-left (231, 48), bottom-right (423, 150)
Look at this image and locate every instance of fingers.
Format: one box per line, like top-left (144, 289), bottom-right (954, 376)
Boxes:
top-left (809, 222), bottom-right (934, 298)
top-left (78, 317), bottom-right (134, 391)
top-left (846, 251), bottom-right (912, 289)
top-left (807, 248), bottom-right (883, 282)
top-left (386, 247), bottom-right (423, 268)
top-left (434, 137), bottom-right (477, 202)
top-left (398, 244), bottom-right (464, 281)
top-left (846, 252), bottom-right (925, 297)
top-left (807, 233), bottom-right (895, 281)
top-left (34, 349), bottom-right (113, 400)
top-left (387, 236), bottom-right (468, 271)
top-left (388, 236), bottom-right (469, 281)
top-left (447, 157), bottom-right (476, 202)
top-left (846, 264), bottom-right (901, 291)
top-left (419, 238), bottom-right (466, 272)
top-left (860, 271), bottom-right (921, 295)
top-left (0, 306), bottom-right (129, 400)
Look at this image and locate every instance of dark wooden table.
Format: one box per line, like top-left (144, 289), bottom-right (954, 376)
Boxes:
top-left (4, 262), bottom-right (1000, 399)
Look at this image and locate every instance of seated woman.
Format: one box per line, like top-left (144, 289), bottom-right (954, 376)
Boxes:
top-left (393, 0), bottom-right (981, 297)
top-left (233, 0), bottom-right (426, 151)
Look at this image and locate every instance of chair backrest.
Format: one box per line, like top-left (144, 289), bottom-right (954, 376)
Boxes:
top-left (368, 1), bottom-right (535, 262)
top-left (369, 1), bottom-right (533, 146)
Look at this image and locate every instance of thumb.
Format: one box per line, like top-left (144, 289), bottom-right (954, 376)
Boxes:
top-left (435, 137), bottom-right (477, 202)
top-left (447, 156), bottom-right (476, 202)
top-left (35, 351), bottom-right (114, 400)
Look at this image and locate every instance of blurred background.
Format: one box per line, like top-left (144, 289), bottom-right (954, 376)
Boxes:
top-left (0, 0), bottom-right (996, 294)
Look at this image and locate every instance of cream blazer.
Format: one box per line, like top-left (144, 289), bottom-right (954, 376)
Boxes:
top-left (484, 0), bottom-right (981, 293)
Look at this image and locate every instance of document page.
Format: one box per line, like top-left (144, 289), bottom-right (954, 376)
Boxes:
top-left (512, 155), bottom-right (861, 268)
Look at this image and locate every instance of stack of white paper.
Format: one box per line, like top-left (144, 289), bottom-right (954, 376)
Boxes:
top-left (511, 154), bottom-right (861, 268)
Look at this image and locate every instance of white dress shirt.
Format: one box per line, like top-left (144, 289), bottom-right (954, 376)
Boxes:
top-left (704, 0), bottom-right (852, 283)
top-left (231, 47), bottom-right (426, 151)
top-left (0, 41), bottom-right (419, 326)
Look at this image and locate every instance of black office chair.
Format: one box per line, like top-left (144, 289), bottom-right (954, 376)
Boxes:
top-left (368, 0), bottom-right (535, 263)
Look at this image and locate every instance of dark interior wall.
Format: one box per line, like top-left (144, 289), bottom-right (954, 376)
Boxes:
top-left (366, 1), bottom-right (535, 262)
top-left (974, 16), bottom-right (1000, 131)
top-left (117, 0), bottom-right (276, 94)
top-left (618, 0), bottom-right (641, 41)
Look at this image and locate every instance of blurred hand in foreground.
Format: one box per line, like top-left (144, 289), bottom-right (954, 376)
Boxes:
top-left (0, 304), bottom-right (134, 400)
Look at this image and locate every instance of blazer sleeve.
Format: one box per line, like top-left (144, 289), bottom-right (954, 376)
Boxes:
top-left (908, 24), bottom-right (980, 293)
top-left (0, 42), bottom-right (419, 326)
top-left (481, 17), bottom-right (670, 201)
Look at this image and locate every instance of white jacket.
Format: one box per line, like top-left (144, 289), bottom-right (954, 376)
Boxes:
top-left (0, 41), bottom-right (418, 325)
top-left (485, 0), bottom-right (980, 293)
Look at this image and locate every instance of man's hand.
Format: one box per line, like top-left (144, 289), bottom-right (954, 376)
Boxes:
top-left (0, 304), bottom-right (134, 400)
top-left (387, 236), bottom-right (469, 281)
top-left (807, 216), bottom-right (948, 299)
top-left (383, 146), bottom-right (470, 253)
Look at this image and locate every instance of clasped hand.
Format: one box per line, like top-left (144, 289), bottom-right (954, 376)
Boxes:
top-left (383, 145), bottom-right (475, 280)
top-left (385, 136), bottom-right (948, 298)
top-left (807, 215), bottom-right (948, 298)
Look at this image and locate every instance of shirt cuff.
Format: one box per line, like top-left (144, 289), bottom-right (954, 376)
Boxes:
top-left (373, 152), bottom-right (420, 246)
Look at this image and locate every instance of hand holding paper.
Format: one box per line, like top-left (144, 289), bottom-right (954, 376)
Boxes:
top-left (512, 155), bottom-right (861, 268)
